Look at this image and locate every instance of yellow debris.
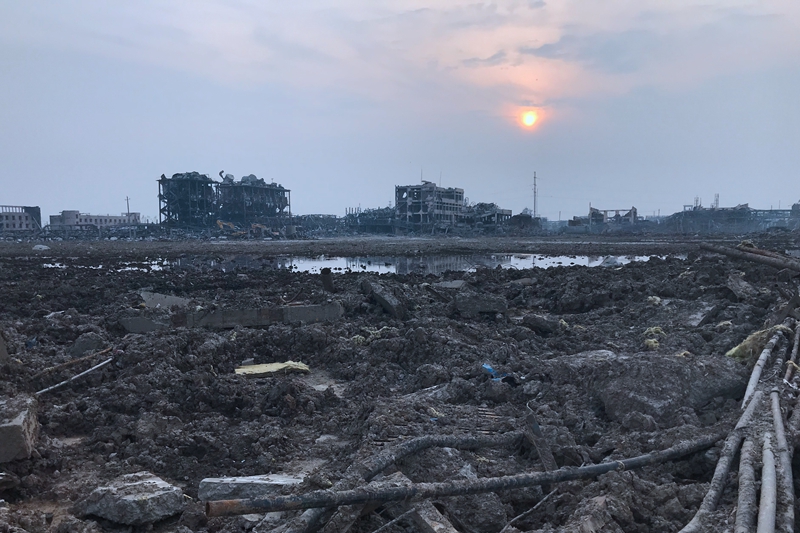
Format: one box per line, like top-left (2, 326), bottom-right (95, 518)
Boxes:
top-left (644, 327), bottom-right (666, 338)
top-left (235, 361), bottom-right (310, 377)
top-left (715, 321), bottom-right (733, 331)
top-left (647, 296), bottom-right (662, 306)
top-left (725, 325), bottom-right (793, 365)
top-left (644, 339), bottom-right (659, 351)
top-left (675, 351), bottom-right (693, 357)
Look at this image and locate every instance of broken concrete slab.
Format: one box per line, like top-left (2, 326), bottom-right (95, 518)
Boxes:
top-left (198, 474), bottom-right (303, 501)
top-left (140, 291), bottom-right (191, 309)
top-left (235, 361), bottom-right (310, 377)
top-left (522, 314), bottom-right (562, 336)
top-left (411, 500), bottom-right (460, 533)
top-left (69, 332), bottom-right (106, 357)
top-left (284, 302), bottom-right (344, 324)
top-left (361, 279), bottom-right (407, 319)
top-left (173, 302), bottom-right (344, 329)
top-left (78, 471), bottom-right (185, 525)
top-left (452, 291), bottom-right (507, 317)
top-left (433, 280), bottom-right (467, 290)
top-left (0, 395), bottom-right (38, 463)
top-left (726, 272), bottom-right (759, 300)
top-left (120, 316), bottom-right (165, 334)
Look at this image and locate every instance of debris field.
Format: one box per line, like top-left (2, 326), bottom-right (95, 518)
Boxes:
top-left (1, 235), bottom-right (800, 533)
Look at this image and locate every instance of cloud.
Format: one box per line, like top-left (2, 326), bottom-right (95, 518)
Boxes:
top-left (463, 50), bottom-right (507, 68)
top-left (1, 1), bottom-right (799, 119)
top-left (520, 30), bottom-right (664, 74)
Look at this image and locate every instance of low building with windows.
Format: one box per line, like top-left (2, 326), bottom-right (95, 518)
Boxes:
top-left (1, 206), bottom-right (42, 231)
top-left (49, 210), bottom-right (140, 229)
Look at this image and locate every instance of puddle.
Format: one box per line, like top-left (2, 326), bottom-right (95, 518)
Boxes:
top-left (43, 253), bottom-right (678, 276)
top-left (170, 253), bottom-right (674, 276)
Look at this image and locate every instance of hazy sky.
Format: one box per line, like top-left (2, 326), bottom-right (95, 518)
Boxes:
top-left (2, 1), bottom-right (799, 221)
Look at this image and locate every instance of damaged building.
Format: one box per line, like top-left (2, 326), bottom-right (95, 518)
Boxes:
top-left (217, 173), bottom-right (291, 225)
top-left (158, 172), bottom-right (216, 228)
top-left (0, 205), bottom-right (41, 232)
top-left (394, 181), bottom-right (511, 232)
top-left (158, 172), bottom-right (290, 228)
top-left (49, 210), bottom-right (141, 229)
top-left (567, 206), bottom-right (639, 233)
top-left (665, 201), bottom-right (800, 233)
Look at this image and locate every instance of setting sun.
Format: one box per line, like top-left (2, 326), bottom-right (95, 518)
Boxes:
top-left (521, 111), bottom-right (537, 127)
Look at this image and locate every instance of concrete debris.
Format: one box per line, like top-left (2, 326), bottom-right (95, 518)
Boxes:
top-left (32, 245), bottom-right (50, 251)
top-left (120, 316), bottom-right (165, 334)
top-left (521, 314), bottom-right (562, 336)
top-left (0, 395), bottom-right (38, 463)
top-left (77, 471), bottom-right (185, 525)
top-left (140, 291), bottom-right (191, 308)
top-left (452, 291), bottom-right (507, 317)
top-left (0, 472), bottom-right (20, 491)
top-left (320, 267), bottom-right (335, 292)
top-left (235, 361), bottom-right (310, 377)
top-left (540, 350), bottom-right (747, 427)
top-left (0, 332), bottom-right (7, 363)
top-left (726, 272), bottom-right (759, 300)
top-left (173, 302), bottom-right (344, 328)
top-left (433, 280), bottom-right (468, 290)
top-left (361, 279), bottom-right (407, 319)
top-left (198, 473), bottom-right (303, 501)
top-left (69, 332), bottom-right (106, 357)
top-left (509, 277), bottom-right (535, 286)
top-left (411, 500), bottom-right (461, 533)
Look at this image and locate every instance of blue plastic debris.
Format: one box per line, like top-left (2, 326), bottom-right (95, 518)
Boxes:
top-left (482, 363), bottom-right (519, 387)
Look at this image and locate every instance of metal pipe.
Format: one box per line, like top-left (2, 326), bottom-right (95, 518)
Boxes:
top-left (35, 357), bottom-right (114, 396)
top-left (735, 436), bottom-right (758, 533)
top-left (208, 429), bottom-right (726, 517)
top-left (680, 391), bottom-right (763, 533)
top-left (757, 432), bottom-right (777, 533)
top-left (743, 333), bottom-right (784, 409)
top-left (771, 390), bottom-right (794, 533)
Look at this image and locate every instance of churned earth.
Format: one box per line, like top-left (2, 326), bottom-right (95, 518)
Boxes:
top-left (0, 233), bottom-right (799, 533)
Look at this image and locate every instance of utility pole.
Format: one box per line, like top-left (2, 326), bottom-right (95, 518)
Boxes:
top-left (533, 172), bottom-right (538, 219)
top-left (125, 196), bottom-right (130, 217)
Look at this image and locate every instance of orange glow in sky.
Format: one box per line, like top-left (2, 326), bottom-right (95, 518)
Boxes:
top-left (521, 110), bottom-right (538, 127)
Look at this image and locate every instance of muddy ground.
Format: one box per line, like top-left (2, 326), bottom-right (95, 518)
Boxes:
top-left (1, 234), bottom-right (799, 533)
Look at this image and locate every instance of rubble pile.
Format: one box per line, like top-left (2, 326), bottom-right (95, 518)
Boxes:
top-left (0, 236), bottom-right (798, 532)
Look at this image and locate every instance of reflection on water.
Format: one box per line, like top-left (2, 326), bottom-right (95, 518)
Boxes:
top-left (168, 253), bottom-right (672, 275)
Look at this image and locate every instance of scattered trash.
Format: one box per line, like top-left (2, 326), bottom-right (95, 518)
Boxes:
top-left (647, 296), bottom-right (662, 306)
top-left (481, 363), bottom-right (519, 387)
top-left (234, 361), bottom-right (310, 377)
top-left (643, 326), bottom-right (666, 338)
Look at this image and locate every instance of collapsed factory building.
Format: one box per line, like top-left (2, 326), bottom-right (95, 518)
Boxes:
top-left (345, 181), bottom-right (512, 234)
top-left (664, 201), bottom-right (800, 233)
top-left (157, 172), bottom-right (290, 229)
